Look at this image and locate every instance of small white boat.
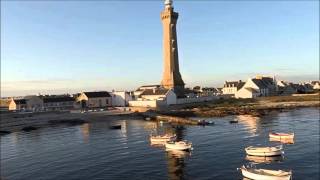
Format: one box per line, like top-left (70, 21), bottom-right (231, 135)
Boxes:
top-left (150, 134), bottom-right (176, 144)
top-left (245, 145), bottom-right (283, 156)
top-left (238, 165), bottom-right (292, 180)
top-left (269, 132), bottom-right (294, 140)
top-left (165, 141), bottom-right (192, 151)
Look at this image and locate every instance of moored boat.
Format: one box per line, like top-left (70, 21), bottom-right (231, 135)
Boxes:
top-left (150, 134), bottom-right (176, 144)
top-left (109, 125), bottom-right (121, 129)
top-left (197, 120), bottom-right (214, 126)
top-left (238, 165), bottom-right (292, 180)
top-left (165, 141), bottom-right (193, 151)
top-left (245, 145), bottom-right (283, 156)
top-left (229, 120), bottom-right (238, 124)
top-left (269, 132), bottom-right (294, 140)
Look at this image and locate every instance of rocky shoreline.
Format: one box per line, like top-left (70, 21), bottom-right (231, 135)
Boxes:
top-left (1, 98), bottom-right (319, 135)
top-left (0, 111), bottom-right (142, 135)
top-left (161, 100), bottom-right (319, 118)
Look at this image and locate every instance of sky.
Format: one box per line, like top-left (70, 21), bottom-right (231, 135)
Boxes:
top-left (1, 0), bottom-right (319, 97)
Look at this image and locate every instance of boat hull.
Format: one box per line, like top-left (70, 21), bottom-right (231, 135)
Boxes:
top-left (150, 135), bottom-right (176, 144)
top-left (245, 146), bottom-right (283, 157)
top-left (241, 168), bottom-right (291, 180)
top-left (245, 150), bottom-right (283, 156)
top-left (269, 133), bottom-right (294, 140)
top-left (165, 142), bottom-right (192, 151)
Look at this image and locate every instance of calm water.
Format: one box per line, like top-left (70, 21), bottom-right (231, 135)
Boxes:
top-left (1, 107), bottom-right (319, 180)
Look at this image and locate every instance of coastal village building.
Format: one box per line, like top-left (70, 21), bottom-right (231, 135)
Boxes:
top-left (222, 80), bottom-right (245, 95)
top-left (276, 81), bottom-right (297, 95)
top-left (14, 99), bottom-right (27, 111)
top-left (132, 85), bottom-right (161, 99)
top-left (0, 96), bottom-right (43, 112)
top-left (0, 98), bottom-right (16, 111)
top-left (76, 91), bottom-right (112, 109)
top-left (193, 86), bottom-right (221, 96)
top-left (41, 95), bottom-right (75, 111)
top-left (129, 88), bottom-right (177, 107)
top-left (110, 91), bottom-right (133, 107)
top-left (297, 83), bottom-right (314, 93)
top-left (24, 95), bottom-right (44, 111)
top-left (311, 81), bottom-right (320, 90)
top-left (235, 76), bottom-right (277, 99)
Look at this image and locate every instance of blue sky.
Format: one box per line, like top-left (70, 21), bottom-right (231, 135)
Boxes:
top-left (1, 0), bottom-right (319, 96)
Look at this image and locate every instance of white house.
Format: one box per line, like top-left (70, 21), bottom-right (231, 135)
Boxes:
top-left (235, 76), bottom-right (276, 98)
top-left (0, 98), bottom-right (16, 111)
top-left (222, 80), bottom-right (245, 95)
top-left (139, 88), bottom-right (177, 105)
top-left (235, 87), bottom-right (260, 99)
top-left (110, 91), bottom-right (132, 107)
top-left (311, 81), bottom-right (320, 90)
top-left (76, 91), bottom-right (112, 109)
top-left (129, 88), bottom-right (177, 107)
top-left (42, 95), bottom-right (75, 111)
top-left (24, 95), bottom-right (44, 111)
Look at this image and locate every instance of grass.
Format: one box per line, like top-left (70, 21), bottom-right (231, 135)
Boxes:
top-left (257, 94), bottom-right (320, 102)
top-left (205, 98), bottom-right (257, 108)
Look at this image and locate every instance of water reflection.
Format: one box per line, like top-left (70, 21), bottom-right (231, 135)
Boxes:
top-left (1, 108), bottom-right (318, 179)
top-left (269, 137), bottom-right (295, 144)
top-left (246, 155), bottom-right (284, 164)
top-left (236, 115), bottom-right (261, 135)
top-left (171, 125), bottom-right (185, 141)
top-left (166, 149), bottom-right (190, 180)
top-left (80, 123), bottom-right (90, 143)
top-left (148, 123), bottom-right (189, 180)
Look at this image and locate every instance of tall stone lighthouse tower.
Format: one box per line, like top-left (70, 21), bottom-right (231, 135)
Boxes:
top-left (160, 0), bottom-right (185, 91)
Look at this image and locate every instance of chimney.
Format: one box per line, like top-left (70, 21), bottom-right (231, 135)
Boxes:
top-left (256, 75), bottom-right (262, 79)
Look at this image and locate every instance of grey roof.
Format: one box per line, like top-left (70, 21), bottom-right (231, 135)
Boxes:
top-left (245, 87), bottom-right (259, 93)
top-left (84, 91), bottom-right (111, 98)
top-left (43, 96), bottom-right (75, 103)
top-left (140, 89), bottom-right (169, 96)
top-left (252, 79), bottom-right (268, 89)
top-left (140, 85), bottom-right (160, 88)
top-left (261, 77), bottom-right (274, 86)
top-left (202, 87), bottom-right (217, 92)
top-left (14, 99), bottom-right (27, 104)
top-left (237, 82), bottom-right (245, 90)
top-left (224, 81), bottom-right (244, 90)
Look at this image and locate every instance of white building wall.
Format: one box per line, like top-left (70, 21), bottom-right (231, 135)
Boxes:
top-left (128, 100), bottom-right (158, 107)
top-left (222, 87), bottom-right (238, 94)
top-left (235, 88), bottom-right (253, 99)
top-left (166, 90), bottom-right (177, 105)
top-left (313, 83), bottom-right (320, 90)
top-left (141, 94), bottom-right (166, 101)
top-left (243, 78), bottom-right (259, 90)
top-left (87, 97), bottom-right (111, 108)
top-left (111, 91), bottom-right (132, 107)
